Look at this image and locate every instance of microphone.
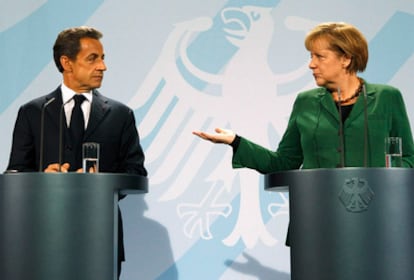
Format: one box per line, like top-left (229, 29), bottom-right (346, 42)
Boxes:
top-left (39, 97), bottom-right (56, 171)
top-left (362, 83), bottom-right (368, 167)
top-left (337, 87), bottom-right (345, 168)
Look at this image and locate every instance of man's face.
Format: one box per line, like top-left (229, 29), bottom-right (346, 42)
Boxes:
top-left (64, 37), bottom-right (106, 92)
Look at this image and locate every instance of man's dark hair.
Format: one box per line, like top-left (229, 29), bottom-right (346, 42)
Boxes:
top-left (53, 26), bottom-right (103, 73)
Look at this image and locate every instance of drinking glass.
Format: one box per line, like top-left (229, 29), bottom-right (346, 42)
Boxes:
top-left (82, 142), bottom-right (100, 173)
top-left (384, 137), bottom-right (402, 168)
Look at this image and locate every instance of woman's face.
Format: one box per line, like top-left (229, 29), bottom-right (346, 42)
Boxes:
top-left (308, 38), bottom-right (351, 90)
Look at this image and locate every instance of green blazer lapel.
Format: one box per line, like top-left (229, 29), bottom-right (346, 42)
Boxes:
top-left (319, 89), bottom-right (339, 122)
top-left (345, 83), bottom-right (375, 125)
top-left (84, 90), bottom-right (110, 138)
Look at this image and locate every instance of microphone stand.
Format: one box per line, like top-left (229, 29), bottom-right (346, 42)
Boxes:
top-left (362, 84), bottom-right (368, 167)
top-left (39, 97), bottom-right (56, 171)
top-left (337, 87), bottom-right (345, 168)
top-left (58, 102), bottom-right (66, 172)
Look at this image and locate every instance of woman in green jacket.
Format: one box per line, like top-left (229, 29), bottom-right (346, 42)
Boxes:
top-left (193, 22), bottom-right (414, 170)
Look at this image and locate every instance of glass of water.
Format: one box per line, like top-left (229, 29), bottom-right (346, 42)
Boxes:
top-left (384, 137), bottom-right (402, 168)
top-left (82, 142), bottom-right (100, 173)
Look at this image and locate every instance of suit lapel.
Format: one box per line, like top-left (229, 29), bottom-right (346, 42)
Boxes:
top-left (45, 88), bottom-right (66, 129)
top-left (84, 90), bottom-right (110, 139)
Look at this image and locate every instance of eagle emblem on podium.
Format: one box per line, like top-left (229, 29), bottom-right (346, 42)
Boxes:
top-left (338, 177), bottom-right (374, 213)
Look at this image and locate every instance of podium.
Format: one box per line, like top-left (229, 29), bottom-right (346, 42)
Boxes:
top-left (265, 168), bottom-right (414, 280)
top-left (0, 173), bottom-right (147, 280)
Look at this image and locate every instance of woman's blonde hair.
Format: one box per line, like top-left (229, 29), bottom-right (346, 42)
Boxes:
top-left (305, 22), bottom-right (368, 73)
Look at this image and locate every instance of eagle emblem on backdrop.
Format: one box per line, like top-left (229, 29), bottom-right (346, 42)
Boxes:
top-left (128, 2), bottom-right (314, 248)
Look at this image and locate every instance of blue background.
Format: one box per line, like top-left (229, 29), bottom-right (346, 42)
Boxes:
top-left (1, 1), bottom-right (413, 279)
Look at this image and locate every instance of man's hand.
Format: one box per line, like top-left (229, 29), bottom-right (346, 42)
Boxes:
top-left (44, 163), bottom-right (71, 173)
top-left (84, 165), bottom-right (97, 173)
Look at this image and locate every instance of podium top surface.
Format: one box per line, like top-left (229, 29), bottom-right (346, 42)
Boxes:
top-left (264, 167), bottom-right (412, 192)
top-left (0, 172), bottom-right (148, 194)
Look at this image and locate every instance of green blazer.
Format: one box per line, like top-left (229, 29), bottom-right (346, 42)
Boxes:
top-left (233, 81), bottom-right (414, 173)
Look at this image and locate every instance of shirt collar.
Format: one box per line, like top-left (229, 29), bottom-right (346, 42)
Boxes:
top-left (61, 83), bottom-right (93, 104)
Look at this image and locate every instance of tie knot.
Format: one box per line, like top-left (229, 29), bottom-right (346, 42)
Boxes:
top-left (73, 94), bottom-right (86, 105)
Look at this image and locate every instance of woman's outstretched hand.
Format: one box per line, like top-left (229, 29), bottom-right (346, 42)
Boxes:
top-left (192, 128), bottom-right (236, 144)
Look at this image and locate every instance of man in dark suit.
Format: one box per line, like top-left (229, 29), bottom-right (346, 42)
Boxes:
top-left (6, 26), bottom-right (147, 278)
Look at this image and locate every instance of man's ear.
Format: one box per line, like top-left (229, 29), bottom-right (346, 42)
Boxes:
top-left (60, 56), bottom-right (73, 72)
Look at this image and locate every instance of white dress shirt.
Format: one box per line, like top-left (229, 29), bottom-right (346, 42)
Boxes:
top-left (61, 83), bottom-right (93, 129)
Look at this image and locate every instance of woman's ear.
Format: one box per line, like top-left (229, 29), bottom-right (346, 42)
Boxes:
top-left (342, 55), bottom-right (352, 69)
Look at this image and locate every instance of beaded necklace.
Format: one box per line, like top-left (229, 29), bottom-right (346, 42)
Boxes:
top-left (337, 78), bottom-right (363, 104)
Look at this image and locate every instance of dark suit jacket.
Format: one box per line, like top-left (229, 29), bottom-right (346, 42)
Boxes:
top-left (7, 86), bottom-right (148, 262)
top-left (7, 87), bottom-right (147, 174)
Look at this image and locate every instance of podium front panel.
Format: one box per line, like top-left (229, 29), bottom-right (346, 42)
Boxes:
top-left (0, 173), bottom-right (147, 280)
top-left (265, 168), bottom-right (414, 280)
